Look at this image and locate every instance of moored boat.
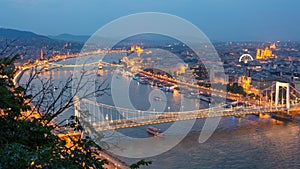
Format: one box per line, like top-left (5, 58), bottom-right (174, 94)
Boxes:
top-left (198, 95), bottom-right (213, 103)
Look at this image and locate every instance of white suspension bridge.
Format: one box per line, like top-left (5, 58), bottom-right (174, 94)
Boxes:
top-left (64, 81), bottom-right (300, 134)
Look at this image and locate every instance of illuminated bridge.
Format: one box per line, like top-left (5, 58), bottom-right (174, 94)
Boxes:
top-left (72, 100), bottom-right (299, 134)
top-left (57, 81), bottom-right (300, 136)
top-left (46, 60), bottom-right (123, 69)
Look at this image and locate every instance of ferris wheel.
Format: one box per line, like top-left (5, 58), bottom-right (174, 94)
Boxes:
top-left (239, 54), bottom-right (254, 64)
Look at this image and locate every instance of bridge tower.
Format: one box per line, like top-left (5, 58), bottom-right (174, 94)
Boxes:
top-left (98, 60), bottom-right (103, 69)
top-left (275, 82), bottom-right (290, 110)
top-left (44, 60), bottom-right (49, 71)
top-left (74, 96), bottom-right (81, 118)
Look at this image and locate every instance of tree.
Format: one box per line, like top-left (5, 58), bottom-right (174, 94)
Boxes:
top-left (0, 55), bottom-right (109, 168)
top-left (130, 160), bottom-right (152, 169)
top-left (0, 45), bottom-right (151, 168)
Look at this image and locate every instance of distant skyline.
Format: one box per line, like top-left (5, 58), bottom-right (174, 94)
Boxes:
top-left (1, 0), bottom-right (300, 41)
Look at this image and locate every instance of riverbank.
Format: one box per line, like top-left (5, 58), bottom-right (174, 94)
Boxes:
top-left (97, 149), bottom-right (130, 169)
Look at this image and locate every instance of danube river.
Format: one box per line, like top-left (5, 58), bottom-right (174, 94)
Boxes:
top-left (122, 116), bottom-right (300, 169)
top-left (20, 58), bottom-right (300, 169)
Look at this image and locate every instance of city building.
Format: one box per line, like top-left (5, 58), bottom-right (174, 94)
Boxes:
top-left (256, 43), bottom-right (276, 59)
top-left (130, 45), bottom-right (143, 57)
top-left (238, 71), bottom-right (251, 94)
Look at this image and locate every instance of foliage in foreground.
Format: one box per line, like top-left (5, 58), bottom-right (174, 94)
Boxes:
top-left (0, 55), bottom-right (150, 168)
top-left (0, 55), bottom-right (108, 168)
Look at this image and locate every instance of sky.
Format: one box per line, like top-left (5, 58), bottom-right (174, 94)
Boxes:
top-left (0, 0), bottom-right (300, 41)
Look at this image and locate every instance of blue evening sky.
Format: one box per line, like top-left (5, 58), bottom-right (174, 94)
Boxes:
top-left (0, 0), bottom-right (299, 41)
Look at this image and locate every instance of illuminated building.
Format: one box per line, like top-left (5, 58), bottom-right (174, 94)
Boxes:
top-left (256, 43), bottom-right (276, 59)
top-left (130, 45), bottom-right (143, 57)
top-left (176, 64), bottom-right (188, 75)
top-left (270, 43), bottom-right (276, 49)
top-left (238, 71), bottom-right (251, 94)
top-left (256, 48), bottom-right (263, 59)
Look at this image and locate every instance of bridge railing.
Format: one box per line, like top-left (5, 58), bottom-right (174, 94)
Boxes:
top-left (73, 98), bottom-right (299, 132)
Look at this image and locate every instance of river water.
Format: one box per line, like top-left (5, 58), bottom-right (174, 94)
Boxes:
top-left (20, 58), bottom-right (300, 169)
top-left (123, 116), bottom-right (300, 169)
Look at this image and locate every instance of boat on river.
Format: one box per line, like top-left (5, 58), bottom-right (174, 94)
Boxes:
top-left (147, 126), bottom-right (162, 136)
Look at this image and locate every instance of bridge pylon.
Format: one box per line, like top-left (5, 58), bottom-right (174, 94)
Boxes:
top-left (74, 96), bottom-right (81, 118)
top-left (98, 60), bottom-right (103, 69)
top-left (275, 82), bottom-right (290, 111)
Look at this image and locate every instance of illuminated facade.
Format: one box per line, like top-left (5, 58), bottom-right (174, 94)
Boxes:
top-left (238, 72), bottom-right (251, 94)
top-left (130, 45), bottom-right (143, 57)
top-left (256, 43), bottom-right (276, 59)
